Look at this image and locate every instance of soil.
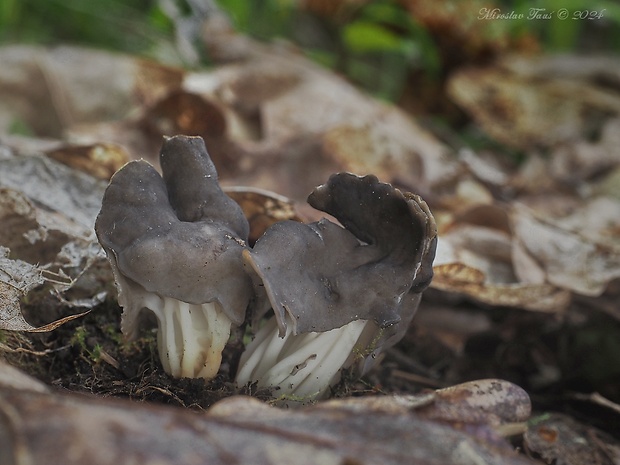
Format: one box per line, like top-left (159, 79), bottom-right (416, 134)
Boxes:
top-left (3, 289), bottom-right (620, 440)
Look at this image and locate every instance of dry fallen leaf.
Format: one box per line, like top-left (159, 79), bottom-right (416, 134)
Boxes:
top-left (318, 379), bottom-right (531, 429)
top-left (224, 186), bottom-right (303, 244)
top-left (0, 360), bottom-right (49, 393)
top-left (432, 224), bottom-right (571, 312)
top-left (45, 142), bottom-right (130, 180)
top-left (0, 247), bottom-right (88, 332)
top-left (1, 381), bottom-right (536, 465)
top-left (418, 379), bottom-right (531, 426)
top-left (0, 150), bottom-right (113, 330)
top-left (511, 202), bottom-right (620, 296)
top-left (0, 153), bottom-right (106, 231)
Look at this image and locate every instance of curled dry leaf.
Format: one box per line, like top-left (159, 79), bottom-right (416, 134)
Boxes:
top-left (0, 247), bottom-right (88, 332)
top-left (512, 202), bottom-right (620, 296)
top-left (419, 379), bottom-right (531, 426)
top-left (224, 186), bottom-right (303, 244)
top-left (316, 379), bottom-right (531, 428)
top-left (432, 224), bottom-right (570, 312)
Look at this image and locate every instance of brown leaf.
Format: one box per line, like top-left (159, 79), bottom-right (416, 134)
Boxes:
top-left (0, 386), bottom-right (537, 465)
top-left (45, 142), bottom-right (130, 180)
top-left (316, 379), bottom-right (531, 428)
top-left (432, 225), bottom-right (570, 312)
top-left (224, 186), bottom-right (303, 244)
top-left (418, 379), bottom-right (531, 426)
top-left (431, 272), bottom-right (570, 312)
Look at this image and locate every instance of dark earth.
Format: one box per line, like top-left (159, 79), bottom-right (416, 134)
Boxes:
top-left (5, 284), bottom-right (620, 440)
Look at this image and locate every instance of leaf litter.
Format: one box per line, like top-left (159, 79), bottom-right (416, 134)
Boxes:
top-left (0, 10), bottom-right (620, 464)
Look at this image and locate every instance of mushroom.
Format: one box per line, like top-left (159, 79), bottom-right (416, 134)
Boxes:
top-left (235, 173), bottom-right (437, 402)
top-left (95, 135), bottom-right (252, 380)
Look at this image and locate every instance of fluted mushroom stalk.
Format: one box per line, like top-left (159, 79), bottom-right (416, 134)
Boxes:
top-left (96, 136), bottom-right (252, 380)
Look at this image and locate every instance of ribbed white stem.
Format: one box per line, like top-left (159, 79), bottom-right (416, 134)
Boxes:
top-left (147, 298), bottom-right (232, 379)
top-left (235, 317), bottom-right (370, 402)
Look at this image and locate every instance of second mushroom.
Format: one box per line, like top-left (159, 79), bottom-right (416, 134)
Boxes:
top-left (235, 172), bottom-right (437, 403)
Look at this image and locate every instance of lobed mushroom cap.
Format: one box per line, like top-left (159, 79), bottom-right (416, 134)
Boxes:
top-left (95, 135), bottom-right (252, 326)
top-left (243, 173), bottom-right (437, 336)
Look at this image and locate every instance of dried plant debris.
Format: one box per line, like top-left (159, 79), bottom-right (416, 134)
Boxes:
top-left (0, 369), bottom-right (536, 465)
top-left (432, 223), bottom-right (571, 312)
top-left (448, 56), bottom-right (620, 149)
top-left (223, 186), bottom-right (303, 245)
top-left (524, 413), bottom-right (620, 465)
top-left (511, 202), bottom-right (620, 297)
top-left (0, 152), bottom-right (106, 231)
top-left (320, 379), bottom-right (531, 428)
top-left (0, 150), bottom-right (113, 332)
top-left (45, 142), bottom-right (130, 180)
top-left (0, 247), bottom-right (88, 332)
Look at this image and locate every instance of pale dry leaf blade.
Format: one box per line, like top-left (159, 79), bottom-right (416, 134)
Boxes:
top-left (0, 250), bottom-right (89, 332)
top-left (432, 240), bottom-right (570, 312)
top-left (512, 204), bottom-right (620, 296)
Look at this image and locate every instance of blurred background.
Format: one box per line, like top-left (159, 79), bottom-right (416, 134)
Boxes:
top-left (2, 0), bottom-right (619, 112)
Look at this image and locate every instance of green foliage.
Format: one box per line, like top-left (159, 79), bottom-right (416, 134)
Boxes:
top-left (0, 0), bottom-right (173, 56)
top-left (343, 20), bottom-right (403, 53)
top-left (70, 325), bottom-right (104, 363)
top-left (0, 0), bottom-right (617, 103)
top-left (335, 1), bottom-right (440, 101)
top-left (8, 118), bottom-right (35, 137)
top-left (215, 0), bottom-right (296, 40)
top-left (216, 0), bottom-right (619, 100)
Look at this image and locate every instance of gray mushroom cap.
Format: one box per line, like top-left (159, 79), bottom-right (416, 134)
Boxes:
top-left (95, 135), bottom-right (252, 326)
top-left (243, 172), bottom-right (437, 336)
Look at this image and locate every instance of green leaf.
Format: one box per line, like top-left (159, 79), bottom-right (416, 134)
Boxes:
top-left (342, 20), bottom-right (403, 53)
